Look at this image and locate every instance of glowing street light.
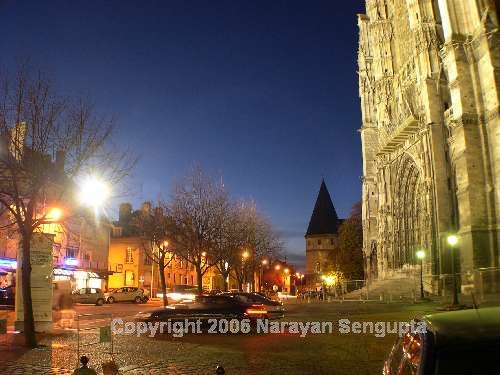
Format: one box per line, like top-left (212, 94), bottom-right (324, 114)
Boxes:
top-left (447, 234), bottom-right (460, 306)
top-left (416, 250), bottom-right (426, 299)
top-left (284, 268), bottom-right (289, 274)
top-left (242, 251), bottom-right (249, 259)
top-left (78, 175), bottom-right (109, 209)
top-left (275, 264), bottom-right (281, 271)
top-left (261, 259), bottom-right (268, 265)
top-left (447, 235), bottom-right (458, 247)
top-left (46, 207), bottom-right (63, 222)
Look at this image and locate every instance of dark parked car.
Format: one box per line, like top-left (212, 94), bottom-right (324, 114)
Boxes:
top-left (0, 285), bottom-right (15, 306)
top-left (383, 307), bottom-right (500, 375)
top-left (226, 292), bottom-right (285, 319)
top-left (136, 294), bottom-right (268, 328)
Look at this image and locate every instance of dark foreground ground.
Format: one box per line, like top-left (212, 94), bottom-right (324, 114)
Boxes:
top-left (0, 300), bottom-right (442, 374)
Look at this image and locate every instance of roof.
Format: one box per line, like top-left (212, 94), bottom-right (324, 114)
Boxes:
top-left (306, 180), bottom-right (340, 236)
top-left (423, 307), bottom-right (500, 347)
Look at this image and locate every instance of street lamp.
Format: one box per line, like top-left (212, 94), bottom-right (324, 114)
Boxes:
top-left (416, 250), bottom-right (426, 299)
top-left (46, 207), bottom-right (63, 222)
top-left (78, 175), bottom-right (110, 212)
top-left (283, 268), bottom-right (289, 292)
top-left (447, 234), bottom-right (460, 306)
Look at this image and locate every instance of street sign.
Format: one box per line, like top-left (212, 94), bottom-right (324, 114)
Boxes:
top-left (100, 326), bottom-right (111, 343)
top-left (0, 319), bottom-right (6, 334)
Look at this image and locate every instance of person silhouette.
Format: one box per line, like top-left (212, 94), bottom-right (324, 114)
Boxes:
top-left (73, 356), bottom-right (97, 375)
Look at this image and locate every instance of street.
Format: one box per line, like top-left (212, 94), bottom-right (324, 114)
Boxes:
top-left (1, 300), bottom-right (441, 374)
top-left (72, 300), bottom-right (163, 321)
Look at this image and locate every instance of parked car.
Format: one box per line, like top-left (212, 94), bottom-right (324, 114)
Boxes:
top-left (72, 288), bottom-right (106, 306)
top-left (383, 307), bottom-right (500, 374)
top-left (105, 287), bottom-right (148, 304)
top-left (136, 294), bottom-right (268, 327)
top-left (0, 285), bottom-right (15, 307)
top-left (227, 292), bottom-right (285, 319)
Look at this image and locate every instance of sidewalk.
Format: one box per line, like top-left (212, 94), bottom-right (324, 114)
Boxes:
top-left (0, 330), bottom-right (227, 374)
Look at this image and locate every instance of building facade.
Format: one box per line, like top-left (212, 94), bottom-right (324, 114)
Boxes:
top-left (108, 225), bottom-right (199, 296)
top-left (358, 0), bottom-right (499, 290)
top-left (305, 180), bottom-right (342, 288)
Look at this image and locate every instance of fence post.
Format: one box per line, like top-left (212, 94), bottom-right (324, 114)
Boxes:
top-left (479, 271), bottom-right (485, 303)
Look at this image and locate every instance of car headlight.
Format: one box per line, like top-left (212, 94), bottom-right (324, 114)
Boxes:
top-left (135, 312), bottom-right (152, 319)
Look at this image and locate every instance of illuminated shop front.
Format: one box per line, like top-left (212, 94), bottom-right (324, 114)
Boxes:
top-left (53, 268), bottom-right (105, 289)
top-left (0, 257), bottom-right (16, 288)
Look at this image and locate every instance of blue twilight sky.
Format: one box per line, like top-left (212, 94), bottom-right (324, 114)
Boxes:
top-left (0, 1), bottom-right (365, 268)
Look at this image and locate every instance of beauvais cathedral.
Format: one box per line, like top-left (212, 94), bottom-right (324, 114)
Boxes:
top-left (358, 0), bottom-right (499, 292)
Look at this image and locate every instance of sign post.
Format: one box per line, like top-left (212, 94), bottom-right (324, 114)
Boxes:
top-left (15, 233), bottom-right (54, 333)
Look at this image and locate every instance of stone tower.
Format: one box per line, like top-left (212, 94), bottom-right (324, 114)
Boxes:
top-left (358, 0), bottom-right (499, 292)
top-left (305, 180), bottom-right (342, 288)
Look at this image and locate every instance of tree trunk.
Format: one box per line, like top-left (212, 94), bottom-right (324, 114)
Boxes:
top-left (159, 260), bottom-right (168, 307)
top-left (222, 272), bottom-right (229, 291)
top-left (21, 233), bottom-right (37, 348)
top-left (196, 264), bottom-right (203, 294)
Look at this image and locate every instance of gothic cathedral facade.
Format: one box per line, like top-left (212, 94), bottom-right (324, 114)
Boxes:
top-left (358, 0), bottom-right (499, 291)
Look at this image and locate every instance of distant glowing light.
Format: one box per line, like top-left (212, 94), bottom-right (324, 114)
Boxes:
top-left (447, 235), bottom-right (458, 247)
top-left (46, 208), bottom-right (63, 222)
top-left (322, 274), bottom-right (337, 286)
top-left (0, 258), bottom-right (17, 269)
top-left (78, 176), bottom-right (109, 208)
top-left (416, 250), bottom-right (426, 260)
top-left (275, 264), bottom-right (281, 271)
top-left (64, 258), bottom-right (79, 267)
top-left (262, 259), bottom-right (268, 265)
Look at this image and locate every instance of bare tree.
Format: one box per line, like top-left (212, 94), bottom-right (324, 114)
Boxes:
top-left (168, 167), bottom-right (229, 293)
top-left (133, 202), bottom-right (173, 307)
top-left (232, 200), bottom-right (282, 291)
top-left (213, 202), bottom-right (247, 291)
top-left (0, 66), bottom-right (134, 347)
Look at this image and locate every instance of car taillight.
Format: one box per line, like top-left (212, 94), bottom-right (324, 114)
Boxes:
top-left (246, 305), bottom-right (267, 315)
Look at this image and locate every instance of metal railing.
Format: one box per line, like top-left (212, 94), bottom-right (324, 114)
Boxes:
top-left (76, 313), bottom-right (114, 368)
top-left (298, 267), bottom-right (500, 305)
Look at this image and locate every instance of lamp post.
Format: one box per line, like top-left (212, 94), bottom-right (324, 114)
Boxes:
top-left (416, 250), bottom-right (425, 299)
top-left (447, 234), bottom-right (459, 306)
top-left (284, 268), bottom-right (289, 293)
top-left (242, 251), bottom-right (249, 291)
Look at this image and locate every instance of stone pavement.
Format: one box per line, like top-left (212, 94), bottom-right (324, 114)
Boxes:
top-left (0, 301), bottom-right (448, 374)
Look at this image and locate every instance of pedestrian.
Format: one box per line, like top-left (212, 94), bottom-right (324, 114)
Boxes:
top-left (73, 356), bottom-right (97, 375)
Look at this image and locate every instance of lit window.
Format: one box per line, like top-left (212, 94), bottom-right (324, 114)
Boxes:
top-left (125, 247), bottom-right (134, 264)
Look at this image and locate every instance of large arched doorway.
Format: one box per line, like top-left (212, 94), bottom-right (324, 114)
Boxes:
top-left (392, 154), bottom-right (429, 269)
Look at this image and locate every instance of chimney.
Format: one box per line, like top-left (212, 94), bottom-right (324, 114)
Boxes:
top-left (119, 203), bottom-right (132, 224)
top-left (55, 150), bottom-right (65, 172)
